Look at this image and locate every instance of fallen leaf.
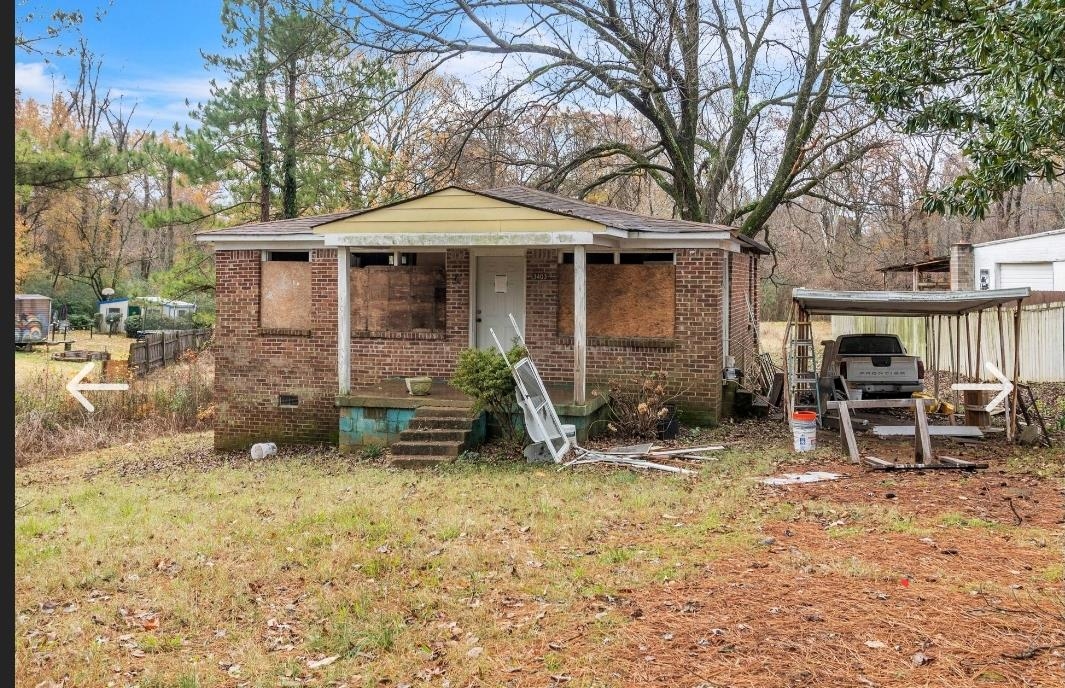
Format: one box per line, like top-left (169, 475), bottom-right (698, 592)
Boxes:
top-left (307, 655), bottom-right (339, 669)
top-left (865, 640), bottom-right (887, 649)
top-left (466, 646), bottom-right (483, 658)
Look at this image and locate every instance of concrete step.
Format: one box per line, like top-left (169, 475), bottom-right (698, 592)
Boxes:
top-left (388, 454), bottom-right (456, 468)
top-left (408, 416), bottom-right (476, 430)
top-left (390, 440), bottom-right (463, 457)
top-left (416, 406), bottom-right (477, 419)
top-left (398, 428), bottom-right (470, 443)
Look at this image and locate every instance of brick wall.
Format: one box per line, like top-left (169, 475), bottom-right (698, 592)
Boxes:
top-left (524, 248), bottom-right (727, 425)
top-left (214, 249), bottom-right (340, 449)
top-left (214, 245), bottom-right (745, 445)
top-left (950, 243), bottom-right (974, 291)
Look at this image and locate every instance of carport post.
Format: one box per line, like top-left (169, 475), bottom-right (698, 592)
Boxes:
top-left (573, 245), bottom-right (587, 405)
top-left (1011, 300), bottom-right (1022, 440)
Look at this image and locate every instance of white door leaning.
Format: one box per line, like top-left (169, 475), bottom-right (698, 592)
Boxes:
top-left (476, 255), bottom-right (526, 349)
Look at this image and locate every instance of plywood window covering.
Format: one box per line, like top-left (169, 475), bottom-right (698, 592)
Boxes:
top-left (261, 256), bottom-right (312, 330)
top-left (350, 252), bottom-right (446, 333)
top-left (558, 256), bottom-right (676, 339)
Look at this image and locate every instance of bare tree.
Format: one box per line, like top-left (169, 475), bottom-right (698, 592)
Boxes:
top-left (328, 0), bottom-right (882, 235)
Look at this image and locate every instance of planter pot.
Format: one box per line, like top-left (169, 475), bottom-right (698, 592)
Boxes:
top-left (656, 403), bottom-right (679, 441)
top-left (405, 376), bottom-right (433, 396)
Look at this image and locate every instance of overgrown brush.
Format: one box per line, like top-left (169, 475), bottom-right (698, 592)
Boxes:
top-left (14, 349), bottom-right (214, 466)
top-left (606, 368), bottom-right (683, 439)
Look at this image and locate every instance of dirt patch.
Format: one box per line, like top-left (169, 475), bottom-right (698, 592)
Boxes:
top-left (759, 460), bottom-right (1065, 528)
top-left (596, 565), bottom-right (1064, 687)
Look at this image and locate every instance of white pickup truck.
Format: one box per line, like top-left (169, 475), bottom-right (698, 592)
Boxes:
top-left (826, 334), bottom-right (926, 399)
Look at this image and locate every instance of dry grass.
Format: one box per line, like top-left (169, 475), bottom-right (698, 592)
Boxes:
top-left (14, 330), bottom-right (132, 384)
top-left (14, 348), bottom-right (214, 466)
top-left (759, 320), bottom-right (833, 368)
top-left (14, 430), bottom-right (1064, 687)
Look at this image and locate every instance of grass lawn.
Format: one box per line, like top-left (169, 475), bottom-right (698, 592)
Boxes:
top-left (15, 330), bottom-right (131, 384)
top-left (14, 430), bottom-right (1064, 687)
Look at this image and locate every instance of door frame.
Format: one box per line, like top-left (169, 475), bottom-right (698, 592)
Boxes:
top-left (469, 249), bottom-right (527, 348)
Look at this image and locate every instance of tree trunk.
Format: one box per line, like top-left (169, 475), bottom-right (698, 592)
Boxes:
top-left (282, 57), bottom-right (298, 219)
top-left (257, 0), bottom-right (271, 222)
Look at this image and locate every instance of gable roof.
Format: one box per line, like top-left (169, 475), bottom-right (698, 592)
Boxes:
top-left (197, 185), bottom-right (770, 253)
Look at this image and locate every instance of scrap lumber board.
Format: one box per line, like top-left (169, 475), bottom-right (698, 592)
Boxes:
top-left (864, 460), bottom-right (989, 471)
top-left (872, 426), bottom-right (984, 438)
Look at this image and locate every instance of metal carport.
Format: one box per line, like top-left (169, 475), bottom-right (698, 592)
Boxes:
top-left (786, 288), bottom-right (1031, 440)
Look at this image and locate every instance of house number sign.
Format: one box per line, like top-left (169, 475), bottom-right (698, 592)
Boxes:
top-left (529, 271), bottom-right (550, 280)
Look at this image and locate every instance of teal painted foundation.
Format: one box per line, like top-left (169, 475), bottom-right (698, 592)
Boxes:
top-left (338, 404), bottom-right (487, 451)
top-left (339, 406), bottom-right (417, 449)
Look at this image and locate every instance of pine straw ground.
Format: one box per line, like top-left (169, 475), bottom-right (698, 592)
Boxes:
top-left (14, 426), bottom-right (1065, 688)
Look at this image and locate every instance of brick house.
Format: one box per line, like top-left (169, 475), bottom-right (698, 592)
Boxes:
top-left (198, 186), bottom-right (767, 450)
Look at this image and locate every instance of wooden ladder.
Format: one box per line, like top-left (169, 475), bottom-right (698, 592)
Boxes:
top-left (784, 303), bottom-right (821, 423)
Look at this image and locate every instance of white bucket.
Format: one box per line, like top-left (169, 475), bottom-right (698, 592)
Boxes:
top-left (790, 418), bottom-right (818, 453)
top-left (250, 442), bottom-right (278, 460)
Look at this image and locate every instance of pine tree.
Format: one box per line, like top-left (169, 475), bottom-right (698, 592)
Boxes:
top-left (191, 0), bottom-right (391, 221)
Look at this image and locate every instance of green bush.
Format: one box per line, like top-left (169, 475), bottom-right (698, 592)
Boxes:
top-left (67, 313), bottom-right (94, 329)
top-left (449, 343), bottom-right (527, 446)
top-left (125, 313), bottom-right (202, 337)
top-left (125, 314), bottom-right (144, 338)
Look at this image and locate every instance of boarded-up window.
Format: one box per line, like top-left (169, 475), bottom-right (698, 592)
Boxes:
top-left (261, 259), bottom-right (312, 330)
top-left (350, 252), bottom-right (446, 332)
top-left (558, 262), bottom-right (675, 338)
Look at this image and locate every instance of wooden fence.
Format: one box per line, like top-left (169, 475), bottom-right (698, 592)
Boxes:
top-left (832, 301), bottom-right (1065, 382)
top-left (128, 328), bottom-right (212, 376)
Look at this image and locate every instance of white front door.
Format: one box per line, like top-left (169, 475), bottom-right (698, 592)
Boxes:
top-left (475, 255), bottom-right (526, 349)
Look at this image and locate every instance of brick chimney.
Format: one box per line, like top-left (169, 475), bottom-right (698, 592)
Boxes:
top-left (949, 242), bottom-right (974, 291)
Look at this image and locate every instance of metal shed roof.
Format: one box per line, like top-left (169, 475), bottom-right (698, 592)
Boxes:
top-left (792, 288), bottom-right (1031, 316)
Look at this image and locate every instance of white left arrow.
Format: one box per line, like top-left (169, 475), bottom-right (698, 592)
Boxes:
top-left (67, 362), bottom-right (129, 412)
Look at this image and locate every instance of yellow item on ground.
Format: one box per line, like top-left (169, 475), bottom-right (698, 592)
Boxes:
top-left (911, 391), bottom-right (942, 414)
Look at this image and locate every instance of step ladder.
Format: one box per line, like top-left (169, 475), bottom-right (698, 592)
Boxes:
top-left (784, 315), bottom-right (822, 426)
top-left (1016, 383), bottom-right (1052, 448)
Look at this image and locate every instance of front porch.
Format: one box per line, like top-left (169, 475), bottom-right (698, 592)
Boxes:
top-left (336, 378), bottom-right (611, 449)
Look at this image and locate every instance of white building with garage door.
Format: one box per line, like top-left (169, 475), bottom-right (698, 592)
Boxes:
top-left (963, 228), bottom-right (1065, 291)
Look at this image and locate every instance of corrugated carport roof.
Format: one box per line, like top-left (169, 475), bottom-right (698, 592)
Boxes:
top-left (792, 288), bottom-right (1031, 316)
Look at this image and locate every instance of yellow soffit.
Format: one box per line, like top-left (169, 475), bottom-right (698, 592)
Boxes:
top-left (313, 187), bottom-right (606, 234)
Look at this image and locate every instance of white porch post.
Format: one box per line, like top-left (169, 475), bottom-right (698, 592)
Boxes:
top-left (573, 245), bottom-right (587, 405)
top-left (337, 247), bottom-right (351, 395)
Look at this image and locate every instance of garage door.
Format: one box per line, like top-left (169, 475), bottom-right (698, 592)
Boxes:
top-left (999, 262), bottom-right (1054, 290)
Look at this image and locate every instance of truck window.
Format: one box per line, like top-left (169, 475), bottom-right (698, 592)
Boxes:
top-left (838, 336), bottom-right (904, 355)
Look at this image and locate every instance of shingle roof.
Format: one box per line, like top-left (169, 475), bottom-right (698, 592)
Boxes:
top-left (197, 210), bottom-right (360, 237)
top-left (197, 186), bottom-right (770, 253)
top-left (479, 186), bottom-right (736, 234)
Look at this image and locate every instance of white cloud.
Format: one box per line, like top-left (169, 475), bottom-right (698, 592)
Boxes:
top-left (15, 62), bottom-right (65, 102)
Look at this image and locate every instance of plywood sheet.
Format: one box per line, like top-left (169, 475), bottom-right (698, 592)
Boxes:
top-left (351, 265), bottom-right (445, 333)
top-left (559, 264), bottom-right (675, 338)
top-left (261, 261), bottom-right (312, 330)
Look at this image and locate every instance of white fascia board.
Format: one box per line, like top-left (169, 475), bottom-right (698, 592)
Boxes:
top-left (196, 233), bottom-right (325, 250)
top-left (617, 236), bottom-right (739, 251)
top-left (322, 231), bottom-right (600, 247)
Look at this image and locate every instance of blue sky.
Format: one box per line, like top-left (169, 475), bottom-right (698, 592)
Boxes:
top-left (15, 1), bottom-right (227, 131)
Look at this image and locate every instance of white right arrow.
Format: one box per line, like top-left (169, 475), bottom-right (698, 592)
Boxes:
top-left (952, 362), bottom-right (1014, 412)
top-left (66, 362), bottom-right (129, 412)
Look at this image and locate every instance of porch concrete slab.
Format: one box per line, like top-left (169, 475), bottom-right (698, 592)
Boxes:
top-left (337, 380), bottom-right (475, 409)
